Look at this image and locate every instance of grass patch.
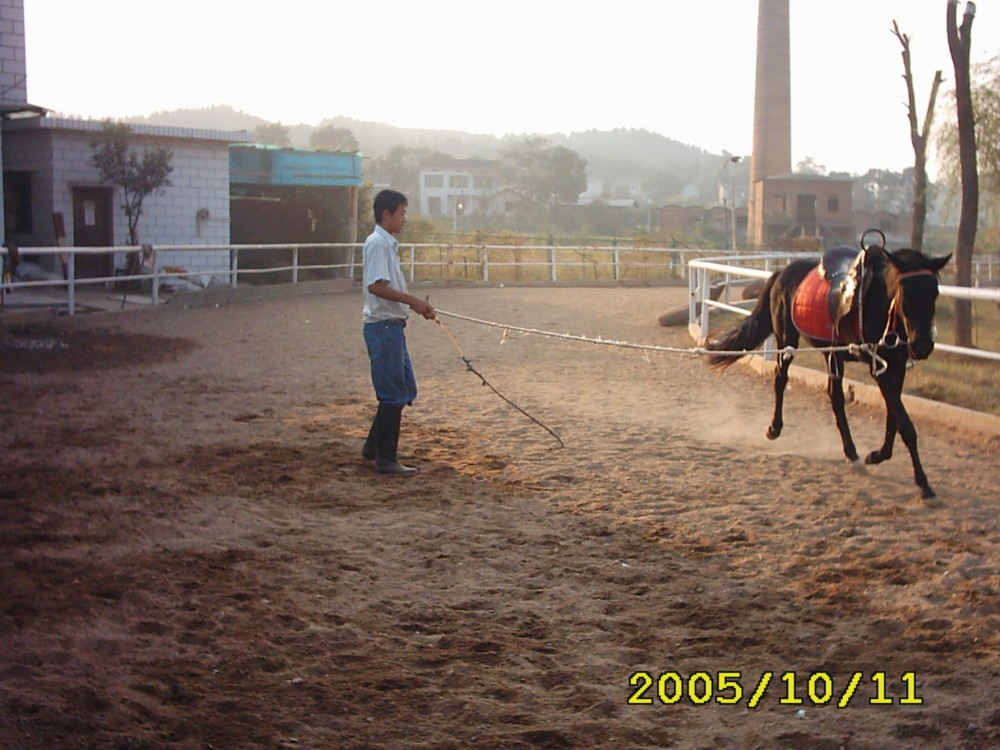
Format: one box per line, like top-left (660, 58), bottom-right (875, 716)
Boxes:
top-left (406, 246), bottom-right (686, 283)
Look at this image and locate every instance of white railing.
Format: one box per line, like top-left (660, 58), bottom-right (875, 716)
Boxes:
top-left (688, 254), bottom-right (1000, 364)
top-left (1, 243), bottom-right (702, 316)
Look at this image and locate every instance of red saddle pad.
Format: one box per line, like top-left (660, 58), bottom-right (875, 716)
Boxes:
top-left (791, 268), bottom-right (860, 343)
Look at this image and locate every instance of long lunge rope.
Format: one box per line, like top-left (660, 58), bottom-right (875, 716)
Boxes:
top-left (435, 308), bottom-right (886, 371)
top-left (433, 316), bottom-right (565, 449)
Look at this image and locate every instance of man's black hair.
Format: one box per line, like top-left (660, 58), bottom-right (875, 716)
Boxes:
top-left (374, 189), bottom-right (408, 224)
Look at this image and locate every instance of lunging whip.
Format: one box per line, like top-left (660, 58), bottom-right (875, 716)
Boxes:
top-left (432, 311), bottom-right (564, 449)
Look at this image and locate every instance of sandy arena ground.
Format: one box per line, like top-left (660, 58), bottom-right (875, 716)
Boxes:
top-left (1, 283), bottom-right (998, 749)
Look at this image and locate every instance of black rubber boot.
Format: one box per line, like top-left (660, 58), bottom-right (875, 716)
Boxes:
top-left (374, 403), bottom-right (418, 476)
top-left (361, 413), bottom-right (377, 460)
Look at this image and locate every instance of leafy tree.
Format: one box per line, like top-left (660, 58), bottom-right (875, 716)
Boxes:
top-left (368, 145), bottom-right (447, 201)
top-left (310, 125), bottom-right (359, 151)
top-left (546, 145), bottom-right (588, 204)
top-left (641, 169), bottom-right (684, 204)
top-left (255, 122), bottom-right (291, 146)
top-left (795, 156), bottom-right (828, 175)
top-left (852, 168), bottom-right (916, 214)
top-left (90, 121), bottom-right (174, 245)
top-left (499, 138), bottom-right (587, 205)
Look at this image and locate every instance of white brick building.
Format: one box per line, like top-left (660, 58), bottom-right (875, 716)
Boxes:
top-left (3, 117), bottom-right (250, 279)
top-left (419, 159), bottom-right (499, 218)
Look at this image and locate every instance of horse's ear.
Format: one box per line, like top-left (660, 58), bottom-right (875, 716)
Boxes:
top-left (928, 253), bottom-right (952, 274)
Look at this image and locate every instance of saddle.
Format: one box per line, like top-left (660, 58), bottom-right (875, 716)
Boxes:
top-left (792, 246), bottom-right (866, 343)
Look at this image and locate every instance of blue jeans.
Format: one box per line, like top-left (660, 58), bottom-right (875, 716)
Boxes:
top-left (363, 319), bottom-right (417, 407)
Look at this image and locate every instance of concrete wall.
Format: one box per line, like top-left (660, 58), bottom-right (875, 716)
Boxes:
top-left (0, 0), bottom-right (26, 106)
top-left (0, 0), bottom-right (28, 244)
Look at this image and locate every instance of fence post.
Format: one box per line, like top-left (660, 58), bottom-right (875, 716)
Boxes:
top-left (230, 248), bottom-right (239, 288)
top-left (549, 245), bottom-right (557, 282)
top-left (409, 245), bottom-right (415, 283)
top-left (151, 248), bottom-right (159, 306)
top-left (67, 249), bottom-right (76, 316)
top-left (481, 245), bottom-right (489, 282)
top-left (688, 266), bottom-right (698, 327)
top-left (613, 247), bottom-right (620, 281)
top-left (699, 267), bottom-right (711, 342)
top-left (292, 245), bottom-right (299, 284)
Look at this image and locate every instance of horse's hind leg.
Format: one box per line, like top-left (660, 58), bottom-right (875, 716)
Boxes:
top-left (768, 352), bottom-right (792, 439)
top-left (767, 328), bottom-right (797, 440)
top-left (826, 353), bottom-right (861, 466)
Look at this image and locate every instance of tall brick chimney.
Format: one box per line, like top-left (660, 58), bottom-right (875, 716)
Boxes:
top-left (747, 0), bottom-right (792, 247)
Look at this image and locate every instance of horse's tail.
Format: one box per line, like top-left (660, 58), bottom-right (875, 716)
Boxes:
top-left (704, 272), bottom-right (778, 369)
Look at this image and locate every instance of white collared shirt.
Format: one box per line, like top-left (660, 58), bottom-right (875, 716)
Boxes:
top-left (362, 224), bottom-right (410, 323)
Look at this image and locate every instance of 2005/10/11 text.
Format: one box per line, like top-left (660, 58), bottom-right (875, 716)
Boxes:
top-left (628, 671), bottom-right (924, 709)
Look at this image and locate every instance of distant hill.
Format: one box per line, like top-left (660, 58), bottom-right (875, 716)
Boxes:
top-left (129, 105), bottom-right (734, 203)
top-left (127, 105), bottom-right (264, 134)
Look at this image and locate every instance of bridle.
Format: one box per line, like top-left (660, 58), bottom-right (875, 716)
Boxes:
top-left (881, 268), bottom-right (938, 354)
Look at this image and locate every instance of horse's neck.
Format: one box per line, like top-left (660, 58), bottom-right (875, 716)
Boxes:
top-left (861, 274), bottom-right (895, 341)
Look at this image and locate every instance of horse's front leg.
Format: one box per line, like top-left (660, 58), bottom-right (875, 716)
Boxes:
top-left (865, 365), bottom-right (903, 466)
top-left (826, 354), bottom-right (861, 466)
top-left (872, 368), bottom-right (934, 499)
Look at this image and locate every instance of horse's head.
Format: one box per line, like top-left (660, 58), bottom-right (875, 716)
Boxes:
top-left (883, 248), bottom-right (952, 360)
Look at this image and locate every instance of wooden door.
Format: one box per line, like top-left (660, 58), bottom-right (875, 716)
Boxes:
top-left (795, 194), bottom-right (817, 224)
top-left (72, 187), bottom-right (114, 278)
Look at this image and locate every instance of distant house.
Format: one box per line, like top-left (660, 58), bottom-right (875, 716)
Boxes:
top-left (418, 158), bottom-right (499, 218)
top-left (488, 188), bottom-right (535, 217)
top-left (3, 116), bottom-right (250, 280)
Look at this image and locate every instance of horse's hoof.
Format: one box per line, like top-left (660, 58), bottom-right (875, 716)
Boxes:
top-left (850, 458), bottom-right (867, 472)
top-left (766, 426), bottom-right (781, 440)
top-left (920, 486), bottom-right (937, 501)
top-left (865, 450), bottom-right (882, 465)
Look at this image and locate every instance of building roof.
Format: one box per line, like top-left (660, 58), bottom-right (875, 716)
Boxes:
top-left (419, 157), bottom-right (498, 172)
top-left (0, 103), bottom-right (47, 120)
top-left (2, 116), bottom-right (254, 143)
top-left (764, 173), bottom-right (854, 184)
top-left (230, 143), bottom-right (362, 187)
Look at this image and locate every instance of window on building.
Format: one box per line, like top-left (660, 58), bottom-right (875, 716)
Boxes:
top-left (827, 196), bottom-right (840, 213)
top-left (424, 174), bottom-right (444, 188)
top-left (775, 195), bottom-right (786, 213)
top-left (474, 176), bottom-right (494, 190)
top-left (450, 175), bottom-right (469, 189)
top-left (3, 171), bottom-right (33, 233)
top-left (427, 197), bottom-right (441, 216)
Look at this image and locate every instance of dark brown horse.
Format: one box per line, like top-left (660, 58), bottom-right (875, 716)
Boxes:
top-left (705, 240), bottom-right (951, 499)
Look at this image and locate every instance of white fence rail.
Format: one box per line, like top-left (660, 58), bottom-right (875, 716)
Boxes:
top-left (688, 254), bottom-right (1000, 365)
top-left (1, 243), bottom-right (704, 316)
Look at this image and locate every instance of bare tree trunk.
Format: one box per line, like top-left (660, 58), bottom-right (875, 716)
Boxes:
top-left (947, 0), bottom-right (978, 347)
top-left (893, 21), bottom-right (943, 252)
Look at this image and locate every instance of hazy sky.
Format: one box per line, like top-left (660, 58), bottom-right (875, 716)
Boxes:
top-left (22, 0), bottom-right (998, 175)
